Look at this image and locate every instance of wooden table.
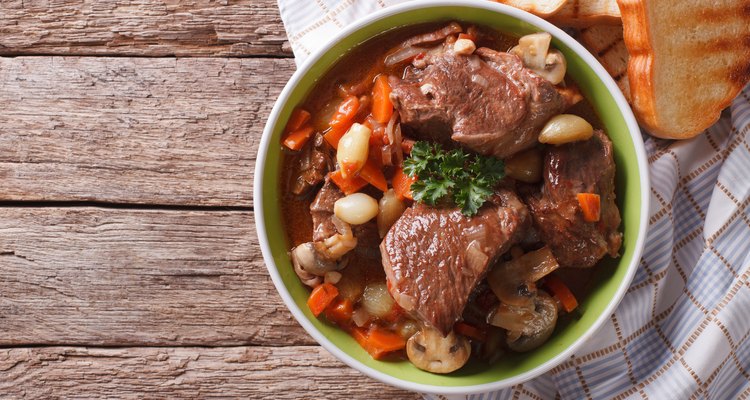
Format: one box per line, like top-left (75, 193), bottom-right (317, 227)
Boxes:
top-left (0, 2), bottom-right (419, 398)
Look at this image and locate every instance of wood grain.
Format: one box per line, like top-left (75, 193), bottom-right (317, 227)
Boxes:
top-left (0, 0), bottom-right (291, 57)
top-left (0, 207), bottom-right (316, 346)
top-left (0, 56), bottom-right (295, 206)
top-left (0, 2), bottom-right (429, 397)
top-left (0, 346), bottom-right (420, 399)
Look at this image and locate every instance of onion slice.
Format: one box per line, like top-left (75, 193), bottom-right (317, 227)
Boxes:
top-left (385, 46), bottom-right (424, 67)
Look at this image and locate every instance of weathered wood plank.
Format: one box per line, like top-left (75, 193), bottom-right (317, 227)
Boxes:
top-left (0, 207), bottom-right (315, 346)
top-left (0, 0), bottom-right (291, 57)
top-left (0, 346), bottom-right (420, 399)
top-left (0, 56), bottom-right (295, 206)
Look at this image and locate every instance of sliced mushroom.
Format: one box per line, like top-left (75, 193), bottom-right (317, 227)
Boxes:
top-left (535, 49), bottom-right (566, 85)
top-left (292, 257), bottom-right (322, 288)
top-left (504, 292), bottom-right (558, 353)
top-left (292, 244), bottom-right (357, 286)
top-left (406, 326), bottom-right (470, 373)
top-left (486, 246), bottom-right (560, 307)
top-left (510, 32), bottom-right (567, 85)
top-left (290, 242), bottom-right (340, 287)
top-left (291, 215), bottom-right (359, 288)
top-left (488, 298), bottom-right (535, 335)
top-left (510, 32), bottom-right (551, 71)
top-left (318, 216), bottom-right (358, 260)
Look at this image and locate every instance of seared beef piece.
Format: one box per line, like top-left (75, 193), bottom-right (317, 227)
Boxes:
top-left (292, 133), bottom-right (334, 196)
top-left (524, 130), bottom-right (622, 268)
top-left (353, 221), bottom-right (381, 260)
top-left (389, 46), bottom-right (564, 158)
top-left (380, 188), bottom-right (529, 335)
top-left (310, 178), bottom-right (343, 241)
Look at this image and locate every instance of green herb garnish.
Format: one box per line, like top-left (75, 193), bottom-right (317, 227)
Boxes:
top-left (403, 141), bottom-right (505, 216)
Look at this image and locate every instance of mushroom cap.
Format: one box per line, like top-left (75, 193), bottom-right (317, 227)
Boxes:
top-left (536, 49), bottom-right (567, 85)
top-left (406, 326), bottom-right (471, 374)
top-left (487, 246), bottom-right (560, 307)
top-left (291, 242), bottom-right (340, 279)
top-left (509, 32), bottom-right (567, 85)
top-left (510, 32), bottom-right (552, 71)
top-left (506, 291), bottom-right (558, 352)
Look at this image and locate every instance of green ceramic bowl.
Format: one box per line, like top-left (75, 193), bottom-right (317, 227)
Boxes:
top-left (255, 0), bottom-right (649, 395)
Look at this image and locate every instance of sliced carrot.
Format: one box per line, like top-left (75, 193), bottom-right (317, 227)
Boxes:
top-left (577, 193), bottom-right (601, 222)
top-left (329, 170), bottom-right (368, 195)
top-left (372, 75), bottom-right (393, 124)
top-left (307, 283), bottom-right (339, 317)
top-left (282, 125), bottom-right (315, 151)
top-left (401, 138), bottom-right (416, 155)
top-left (285, 108), bottom-right (311, 133)
top-left (544, 274), bottom-right (578, 313)
top-left (324, 95), bottom-right (360, 149)
top-left (392, 167), bottom-right (416, 201)
top-left (358, 158), bottom-right (387, 192)
top-left (454, 321), bottom-right (487, 342)
top-left (340, 161), bottom-right (361, 179)
top-left (324, 298), bottom-right (354, 326)
top-left (352, 326), bottom-right (406, 360)
top-left (351, 328), bottom-right (372, 356)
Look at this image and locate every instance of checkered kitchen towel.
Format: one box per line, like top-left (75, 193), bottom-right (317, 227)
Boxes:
top-left (277, 1), bottom-right (750, 398)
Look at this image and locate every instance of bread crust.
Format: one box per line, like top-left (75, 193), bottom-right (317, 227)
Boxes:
top-left (617, 0), bottom-right (659, 134)
top-left (617, 0), bottom-right (750, 139)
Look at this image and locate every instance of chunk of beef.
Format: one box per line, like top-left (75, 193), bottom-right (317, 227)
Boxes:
top-left (389, 46), bottom-right (564, 158)
top-left (352, 222), bottom-right (381, 260)
top-left (380, 188), bottom-right (529, 335)
top-left (310, 177), bottom-right (343, 241)
top-left (524, 130), bottom-right (622, 268)
top-left (292, 133), bottom-right (334, 196)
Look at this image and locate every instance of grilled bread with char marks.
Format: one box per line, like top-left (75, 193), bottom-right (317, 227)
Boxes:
top-left (578, 24), bottom-right (631, 102)
top-left (617, 0), bottom-right (750, 138)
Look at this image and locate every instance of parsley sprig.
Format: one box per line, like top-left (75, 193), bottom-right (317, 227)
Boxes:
top-left (403, 141), bottom-right (505, 216)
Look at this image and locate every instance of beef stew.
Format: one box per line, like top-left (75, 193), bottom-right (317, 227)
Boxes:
top-left (279, 22), bottom-right (622, 374)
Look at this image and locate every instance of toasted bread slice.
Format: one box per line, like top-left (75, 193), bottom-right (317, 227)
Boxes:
top-left (495, 0), bottom-right (568, 17)
top-left (578, 24), bottom-right (631, 102)
top-left (618, 0), bottom-right (750, 139)
top-left (550, 0), bottom-right (622, 26)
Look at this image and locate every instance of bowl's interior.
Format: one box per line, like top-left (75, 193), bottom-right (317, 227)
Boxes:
top-left (260, 6), bottom-right (643, 388)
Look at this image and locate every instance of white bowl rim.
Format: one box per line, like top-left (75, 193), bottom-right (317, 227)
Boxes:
top-left (254, 0), bottom-right (650, 395)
